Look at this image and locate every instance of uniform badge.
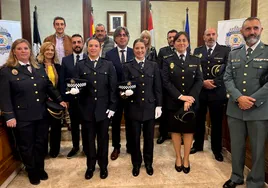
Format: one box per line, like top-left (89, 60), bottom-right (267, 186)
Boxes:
top-left (199, 53), bottom-right (202, 58)
top-left (170, 62), bottom-right (175, 69)
top-left (70, 79), bottom-right (75, 84)
top-left (12, 69), bottom-right (18, 75)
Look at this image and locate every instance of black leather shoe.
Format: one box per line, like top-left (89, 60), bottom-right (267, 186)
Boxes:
top-left (182, 165), bottom-right (191, 174)
top-left (100, 168), bottom-right (108, 179)
top-left (223, 179), bottom-right (244, 188)
top-left (157, 136), bottom-right (167, 144)
top-left (110, 148), bottom-right (120, 160)
top-left (85, 168), bottom-right (94, 180)
top-left (214, 153), bottom-right (224, 162)
top-left (190, 147), bottom-right (203, 154)
top-left (39, 170), bottom-right (48, 180)
top-left (145, 165), bottom-right (154, 176)
top-left (28, 171), bottom-right (40, 185)
top-left (132, 165), bottom-right (140, 177)
top-left (67, 147), bottom-right (79, 159)
top-left (175, 164), bottom-right (183, 172)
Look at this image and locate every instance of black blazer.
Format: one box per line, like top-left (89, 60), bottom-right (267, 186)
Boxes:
top-left (60, 53), bottom-right (87, 101)
top-left (42, 63), bottom-right (61, 88)
top-left (194, 43), bottom-right (230, 101)
top-left (146, 47), bottom-right (158, 62)
top-left (105, 47), bottom-right (134, 82)
top-left (0, 64), bottom-right (62, 123)
top-left (123, 59), bottom-right (162, 121)
top-left (162, 53), bottom-right (203, 111)
top-left (75, 57), bottom-right (117, 122)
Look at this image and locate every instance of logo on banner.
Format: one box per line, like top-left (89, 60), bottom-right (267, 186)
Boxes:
top-left (225, 26), bottom-right (244, 49)
top-left (0, 26), bottom-right (12, 55)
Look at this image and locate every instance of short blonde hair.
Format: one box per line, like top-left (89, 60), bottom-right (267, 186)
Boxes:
top-left (5, 38), bottom-right (39, 68)
top-left (37, 42), bottom-right (59, 64)
top-left (140, 30), bottom-right (152, 48)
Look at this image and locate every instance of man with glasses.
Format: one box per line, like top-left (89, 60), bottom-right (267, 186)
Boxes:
top-left (105, 26), bottom-right (134, 160)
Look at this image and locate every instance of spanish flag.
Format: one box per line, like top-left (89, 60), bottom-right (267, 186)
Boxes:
top-left (148, 3), bottom-right (155, 47)
top-left (90, 8), bottom-right (95, 37)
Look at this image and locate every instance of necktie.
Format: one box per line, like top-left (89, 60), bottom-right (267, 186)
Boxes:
top-left (247, 48), bottom-right (253, 59)
top-left (94, 60), bottom-right (97, 68)
top-left (23, 64), bottom-right (32, 73)
top-left (179, 54), bottom-right (185, 63)
top-left (208, 48), bottom-right (212, 56)
top-left (139, 62), bottom-right (144, 69)
top-left (76, 54), bottom-right (80, 65)
top-left (120, 50), bottom-right (125, 63)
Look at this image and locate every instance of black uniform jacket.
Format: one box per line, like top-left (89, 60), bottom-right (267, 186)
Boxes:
top-left (157, 46), bottom-right (174, 69)
top-left (75, 57), bottom-right (117, 122)
top-left (0, 64), bottom-right (62, 123)
top-left (162, 53), bottom-right (203, 111)
top-left (194, 43), bottom-right (230, 101)
top-left (123, 59), bottom-right (162, 121)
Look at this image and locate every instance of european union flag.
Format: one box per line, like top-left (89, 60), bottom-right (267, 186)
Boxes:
top-left (185, 8), bottom-right (191, 53)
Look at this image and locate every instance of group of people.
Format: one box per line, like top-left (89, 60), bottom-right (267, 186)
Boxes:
top-left (0, 15), bottom-right (267, 188)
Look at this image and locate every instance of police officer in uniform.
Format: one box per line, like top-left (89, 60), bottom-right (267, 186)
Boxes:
top-left (75, 38), bottom-right (117, 180)
top-left (191, 28), bottom-right (230, 162)
top-left (162, 32), bottom-right (203, 174)
top-left (0, 39), bottom-right (67, 185)
top-left (223, 17), bottom-right (268, 188)
top-left (156, 29), bottom-right (178, 144)
top-left (122, 38), bottom-right (162, 177)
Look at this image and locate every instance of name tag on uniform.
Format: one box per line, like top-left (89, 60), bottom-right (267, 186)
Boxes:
top-left (214, 57), bottom-right (223, 60)
top-left (189, 65), bottom-right (197, 67)
top-left (253, 58), bottom-right (268, 62)
top-left (231, 59), bottom-right (240, 62)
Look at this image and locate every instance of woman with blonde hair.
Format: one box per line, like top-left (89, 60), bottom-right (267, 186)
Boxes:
top-left (37, 42), bottom-right (63, 158)
top-left (0, 39), bottom-right (66, 185)
top-left (140, 30), bottom-right (157, 62)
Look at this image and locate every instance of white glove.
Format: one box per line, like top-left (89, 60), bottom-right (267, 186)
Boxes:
top-left (66, 87), bottom-right (80, 95)
top-left (155, 106), bottom-right (162, 119)
top-left (125, 89), bottom-right (133, 96)
top-left (106, 109), bottom-right (115, 118)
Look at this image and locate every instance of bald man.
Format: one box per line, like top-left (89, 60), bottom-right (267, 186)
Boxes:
top-left (191, 28), bottom-right (230, 162)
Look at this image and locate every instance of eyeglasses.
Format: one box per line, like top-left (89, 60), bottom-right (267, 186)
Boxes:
top-left (117, 34), bottom-right (127, 38)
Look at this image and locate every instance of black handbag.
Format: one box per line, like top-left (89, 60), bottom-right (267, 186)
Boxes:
top-left (174, 106), bottom-right (195, 123)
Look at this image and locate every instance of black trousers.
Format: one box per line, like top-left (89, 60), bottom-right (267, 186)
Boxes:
top-left (15, 119), bottom-right (48, 173)
top-left (158, 107), bottom-right (168, 137)
top-left (81, 118), bottom-right (109, 170)
top-left (130, 119), bottom-right (155, 166)
top-left (111, 98), bottom-right (132, 151)
top-left (194, 99), bottom-right (225, 154)
top-left (69, 99), bottom-right (81, 149)
top-left (48, 114), bottom-right (62, 155)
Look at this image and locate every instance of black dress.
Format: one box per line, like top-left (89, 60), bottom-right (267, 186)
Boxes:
top-left (162, 53), bottom-right (203, 133)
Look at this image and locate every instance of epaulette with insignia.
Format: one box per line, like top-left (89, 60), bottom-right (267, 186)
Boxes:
top-left (231, 45), bottom-right (243, 51)
top-left (163, 54), bottom-right (174, 59)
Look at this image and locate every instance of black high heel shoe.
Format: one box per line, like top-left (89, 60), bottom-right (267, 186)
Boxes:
top-left (182, 158), bottom-right (191, 174)
top-left (175, 157), bottom-right (182, 172)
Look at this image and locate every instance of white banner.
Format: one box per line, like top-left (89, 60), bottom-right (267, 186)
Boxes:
top-left (217, 18), bottom-right (246, 50)
top-left (0, 20), bottom-right (22, 66)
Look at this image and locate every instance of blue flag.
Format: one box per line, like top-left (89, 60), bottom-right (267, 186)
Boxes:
top-left (185, 8), bottom-right (191, 53)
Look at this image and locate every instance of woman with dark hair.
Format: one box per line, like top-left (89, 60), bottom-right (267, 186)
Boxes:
top-left (122, 38), bottom-right (162, 177)
top-left (0, 39), bottom-right (66, 185)
top-left (140, 30), bottom-right (157, 62)
top-left (37, 42), bottom-right (62, 158)
top-left (75, 38), bottom-right (117, 180)
top-left (162, 32), bottom-right (203, 174)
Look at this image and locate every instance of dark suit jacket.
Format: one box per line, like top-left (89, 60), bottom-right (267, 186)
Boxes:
top-left (123, 59), bottom-right (162, 121)
top-left (162, 53), bottom-right (203, 111)
top-left (157, 46), bottom-right (174, 69)
top-left (60, 53), bottom-right (87, 101)
top-left (42, 63), bottom-right (61, 89)
top-left (105, 47), bottom-right (134, 82)
top-left (75, 57), bottom-right (117, 122)
top-left (0, 64), bottom-right (62, 123)
top-left (194, 43), bottom-right (230, 101)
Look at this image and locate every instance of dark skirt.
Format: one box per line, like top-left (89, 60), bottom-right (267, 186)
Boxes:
top-left (167, 111), bottom-right (196, 133)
